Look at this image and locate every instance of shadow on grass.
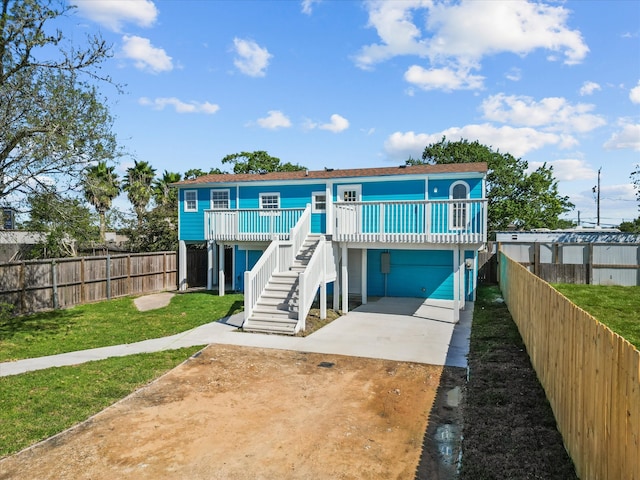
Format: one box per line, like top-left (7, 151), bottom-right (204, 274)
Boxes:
top-left (0, 309), bottom-right (84, 343)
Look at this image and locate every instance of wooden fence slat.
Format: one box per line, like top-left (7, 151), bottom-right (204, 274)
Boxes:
top-left (499, 250), bottom-right (640, 480)
top-left (0, 252), bottom-right (177, 315)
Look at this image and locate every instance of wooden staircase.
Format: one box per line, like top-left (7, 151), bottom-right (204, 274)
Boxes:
top-left (243, 234), bottom-right (322, 334)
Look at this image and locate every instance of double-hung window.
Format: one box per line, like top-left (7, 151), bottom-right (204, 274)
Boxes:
top-left (184, 190), bottom-right (198, 212)
top-left (312, 192), bottom-right (326, 213)
top-left (210, 189), bottom-right (230, 209)
top-left (260, 193), bottom-right (280, 210)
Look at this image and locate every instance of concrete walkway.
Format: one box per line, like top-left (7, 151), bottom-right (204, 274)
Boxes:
top-left (0, 296), bottom-right (472, 377)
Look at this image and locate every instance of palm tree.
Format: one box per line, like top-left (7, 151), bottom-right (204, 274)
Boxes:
top-left (83, 161), bottom-right (120, 243)
top-left (152, 170), bottom-right (181, 208)
top-left (123, 160), bottom-right (156, 229)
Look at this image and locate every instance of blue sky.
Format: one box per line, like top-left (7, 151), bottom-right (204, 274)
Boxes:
top-left (67, 0), bottom-right (639, 227)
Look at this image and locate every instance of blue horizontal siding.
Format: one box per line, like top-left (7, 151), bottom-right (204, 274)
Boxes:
top-left (239, 183), bottom-right (325, 209)
top-left (178, 186), bottom-right (239, 241)
top-left (367, 249), bottom-right (454, 299)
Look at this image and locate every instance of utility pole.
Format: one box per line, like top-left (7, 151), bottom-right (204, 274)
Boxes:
top-left (592, 168), bottom-right (601, 227)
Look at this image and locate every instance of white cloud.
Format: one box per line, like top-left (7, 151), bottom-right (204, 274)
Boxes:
top-left (579, 81), bottom-right (601, 96)
top-left (603, 123), bottom-right (640, 151)
top-left (257, 110), bottom-right (291, 129)
top-left (319, 114), bottom-right (350, 133)
top-left (122, 35), bottom-right (172, 73)
top-left (384, 124), bottom-right (572, 160)
top-left (354, 0), bottom-right (431, 70)
top-left (73, 0), bottom-right (158, 32)
top-left (528, 159), bottom-right (596, 181)
top-left (301, 0), bottom-right (321, 15)
top-left (138, 97), bottom-right (219, 114)
top-left (481, 94), bottom-right (606, 133)
top-left (356, 0), bottom-right (588, 71)
top-left (505, 68), bottom-right (522, 82)
top-left (404, 64), bottom-right (484, 91)
top-left (630, 81), bottom-right (640, 104)
top-left (233, 38), bottom-right (272, 77)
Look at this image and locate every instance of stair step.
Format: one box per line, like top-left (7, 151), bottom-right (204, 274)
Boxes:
top-left (251, 307), bottom-right (296, 319)
top-left (263, 285), bottom-right (298, 295)
top-left (257, 296), bottom-right (298, 307)
top-left (244, 323), bottom-right (297, 334)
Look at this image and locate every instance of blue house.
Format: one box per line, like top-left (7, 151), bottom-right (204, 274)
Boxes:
top-left (175, 163), bottom-right (487, 334)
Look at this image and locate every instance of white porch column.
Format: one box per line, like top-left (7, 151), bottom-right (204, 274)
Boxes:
top-left (453, 246), bottom-right (460, 322)
top-left (361, 248), bottom-right (367, 305)
top-left (218, 243), bottom-right (225, 297)
top-left (178, 240), bottom-right (187, 291)
top-left (325, 182), bottom-right (333, 236)
top-left (341, 243), bottom-right (348, 313)
top-left (231, 246), bottom-right (236, 292)
top-left (320, 282), bottom-right (327, 320)
top-left (207, 241), bottom-right (214, 291)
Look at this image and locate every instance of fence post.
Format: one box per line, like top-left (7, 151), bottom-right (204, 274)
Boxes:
top-left (588, 243), bottom-right (594, 285)
top-left (51, 260), bottom-right (59, 310)
top-left (106, 255), bottom-right (111, 300)
top-left (80, 257), bottom-right (86, 303)
top-left (20, 261), bottom-right (26, 315)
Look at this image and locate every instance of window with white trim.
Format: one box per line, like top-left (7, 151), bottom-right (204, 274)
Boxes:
top-left (184, 190), bottom-right (197, 212)
top-left (259, 192), bottom-right (280, 209)
top-left (450, 181), bottom-right (469, 229)
top-left (312, 191), bottom-right (326, 213)
top-left (210, 189), bottom-right (230, 209)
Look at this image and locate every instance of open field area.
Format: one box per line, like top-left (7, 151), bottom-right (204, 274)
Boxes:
top-left (553, 284), bottom-right (640, 349)
top-left (1, 345), bottom-right (442, 479)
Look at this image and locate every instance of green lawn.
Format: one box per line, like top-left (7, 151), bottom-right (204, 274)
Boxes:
top-left (553, 284), bottom-right (640, 349)
top-left (0, 292), bottom-right (243, 361)
top-left (0, 347), bottom-right (201, 457)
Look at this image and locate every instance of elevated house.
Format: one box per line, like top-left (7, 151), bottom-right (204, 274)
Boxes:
top-left (175, 163), bottom-right (488, 334)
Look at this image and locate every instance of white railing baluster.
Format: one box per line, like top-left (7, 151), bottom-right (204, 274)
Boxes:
top-left (332, 199), bottom-right (486, 244)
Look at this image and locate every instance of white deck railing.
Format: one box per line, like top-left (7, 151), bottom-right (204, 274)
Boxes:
top-left (333, 199), bottom-right (486, 244)
top-left (297, 237), bottom-right (325, 333)
top-left (285, 204), bottom-right (311, 269)
top-left (243, 239), bottom-right (280, 323)
top-left (205, 208), bottom-right (306, 241)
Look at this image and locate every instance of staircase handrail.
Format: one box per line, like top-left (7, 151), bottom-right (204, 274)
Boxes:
top-left (285, 204), bottom-right (311, 268)
top-left (243, 239), bottom-right (280, 324)
top-left (297, 237), bottom-right (326, 333)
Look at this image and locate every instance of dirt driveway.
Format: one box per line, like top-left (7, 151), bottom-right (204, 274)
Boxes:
top-left (1, 344), bottom-right (445, 480)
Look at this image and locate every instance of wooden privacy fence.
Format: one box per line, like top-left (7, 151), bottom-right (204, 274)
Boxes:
top-left (499, 251), bottom-right (640, 480)
top-left (0, 252), bottom-right (177, 315)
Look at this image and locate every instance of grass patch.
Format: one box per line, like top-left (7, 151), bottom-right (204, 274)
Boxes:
top-left (552, 284), bottom-right (640, 349)
top-left (0, 292), bottom-right (243, 362)
top-left (0, 346), bottom-right (201, 458)
top-left (460, 284), bottom-right (577, 480)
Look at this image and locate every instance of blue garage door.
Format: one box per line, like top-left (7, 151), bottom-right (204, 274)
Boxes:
top-left (368, 249), bottom-right (454, 300)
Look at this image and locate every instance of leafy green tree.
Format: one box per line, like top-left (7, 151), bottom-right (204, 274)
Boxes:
top-left (183, 168), bottom-right (208, 180)
top-left (0, 0), bottom-right (118, 203)
top-left (152, 170), bottom-right (181, 208)
top-left (618, 218), bottom-right (640, 233)
top-left (124, 203), bottom-right (177, 252)
top-left (221, 151), bottom-right (305, 174)
top-left (123, 160), bottom-right (156, 229)
top-left (83, 161), bottom-right (120, 243)
top-left (408, 137), bottom-right (574, 231)
top-left (24, 190), bottom-right (98, 258)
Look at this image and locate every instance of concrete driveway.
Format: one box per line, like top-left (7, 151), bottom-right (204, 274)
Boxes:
top-left (301, 297), bottom-right (472, 367)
